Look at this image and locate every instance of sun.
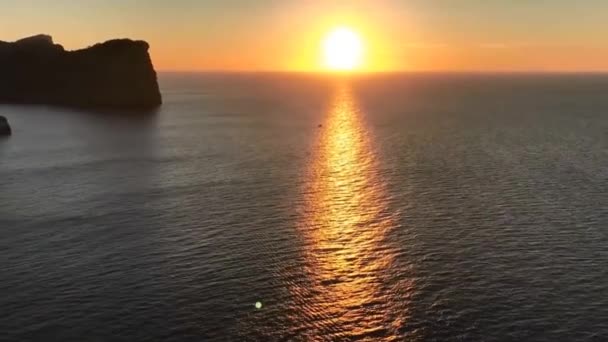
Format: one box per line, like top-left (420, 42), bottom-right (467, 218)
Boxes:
top-left (323, 27), bottom-right (363, 71)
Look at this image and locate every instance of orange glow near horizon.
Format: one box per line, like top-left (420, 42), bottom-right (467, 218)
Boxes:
top-left (4, 1), bottom-right (608, 72)
top-left (281, 13), bottom-right (397, 73)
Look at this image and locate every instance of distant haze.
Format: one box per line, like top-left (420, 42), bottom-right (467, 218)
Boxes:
top-left (2, 0), bottom-right (608, 72)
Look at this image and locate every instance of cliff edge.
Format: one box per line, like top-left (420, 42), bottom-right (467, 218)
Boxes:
top-left (0, 35), bottom-right (162, 109)
top-left (0, 115), bottom-right (11, 135)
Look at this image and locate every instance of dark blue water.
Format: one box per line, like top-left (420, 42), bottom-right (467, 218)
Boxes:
top-left (1, 73), bottom-right (607, 341)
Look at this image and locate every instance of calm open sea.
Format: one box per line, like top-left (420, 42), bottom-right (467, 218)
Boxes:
top-left (1, 73), bottom-right (607, 341)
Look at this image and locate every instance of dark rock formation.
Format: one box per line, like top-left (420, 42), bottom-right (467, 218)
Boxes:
top-left (0, 35), bottom-right (161, 109)
top-left (0, 116), bottom-right (11, 135)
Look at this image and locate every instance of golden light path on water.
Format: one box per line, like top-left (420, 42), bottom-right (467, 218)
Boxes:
top-left (291, 83), bottom-right (414, 340)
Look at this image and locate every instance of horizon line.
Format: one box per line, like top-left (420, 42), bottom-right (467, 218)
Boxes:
top-left (157, 70), bottom-right (608, 74)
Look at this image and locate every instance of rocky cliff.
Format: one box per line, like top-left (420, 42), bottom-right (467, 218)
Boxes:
top-left (0, 35), bottom-right (162, 109)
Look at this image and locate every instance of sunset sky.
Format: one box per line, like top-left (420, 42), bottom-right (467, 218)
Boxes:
top-left (3, 0), bottom-right (608, 72)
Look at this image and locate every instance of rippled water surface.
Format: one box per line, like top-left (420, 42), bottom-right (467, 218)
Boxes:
top-left (1, 73), bottom-right (607, 341)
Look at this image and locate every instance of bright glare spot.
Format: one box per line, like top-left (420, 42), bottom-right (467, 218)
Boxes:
top-left (255, 301), bottom-right (262, 309)
top-left (323, 27), bottom-right (363, 71)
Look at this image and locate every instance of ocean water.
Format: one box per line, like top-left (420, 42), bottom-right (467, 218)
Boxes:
top-left (1, 73), bottom-right (607, 341)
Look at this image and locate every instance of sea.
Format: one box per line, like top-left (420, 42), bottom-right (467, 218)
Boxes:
top-left (1, 73), bottom-right (607, 341)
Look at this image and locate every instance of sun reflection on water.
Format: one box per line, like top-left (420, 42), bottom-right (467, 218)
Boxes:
top-left (293, 83), bottom-right (412, 340)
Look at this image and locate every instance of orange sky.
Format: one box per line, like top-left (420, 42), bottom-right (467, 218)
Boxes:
top-left (3, 0), bottom-right (608, 72)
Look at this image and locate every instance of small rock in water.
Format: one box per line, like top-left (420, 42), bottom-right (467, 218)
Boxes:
top-left (0, 115), bottom-right (11, 136)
